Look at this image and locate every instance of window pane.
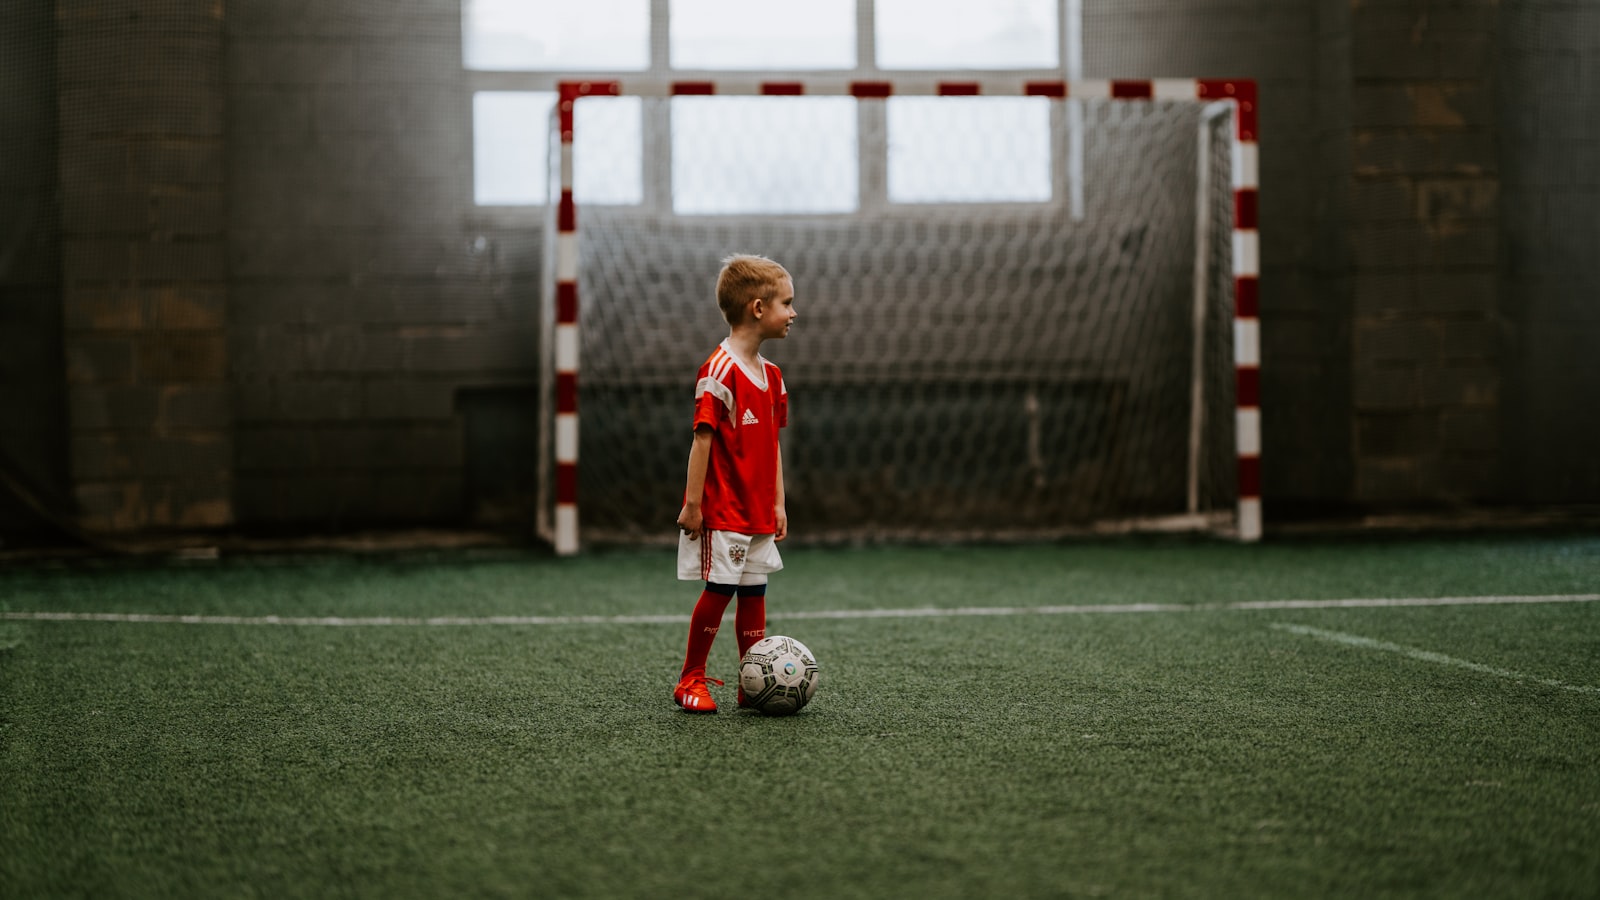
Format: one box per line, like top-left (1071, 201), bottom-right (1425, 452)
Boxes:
top-left (672, 97), bottom-right (857, 215)
top-left (876, 0), bottom-right (1057, 70)
top-left (474, 92), bottom-right (549, 205)
top-left (888, 97), bottom-right (1052, 204)
top-left (671, 0), bottom-right (855, 70)
top-left (573, 97), bottom-right (644, 205)
top-left (464, 0), bottom-right (649, 71)
top-left (473, 92), bottom-right (642, 206)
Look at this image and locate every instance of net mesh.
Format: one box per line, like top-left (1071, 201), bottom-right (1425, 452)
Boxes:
top-left (555, 96), bottom-right (1238, 544)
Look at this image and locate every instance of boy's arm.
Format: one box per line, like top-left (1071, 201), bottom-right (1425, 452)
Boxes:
top-left (677, 425), bottom-right (713, 538)
top-left (773, 439), bottom-right (787, 542)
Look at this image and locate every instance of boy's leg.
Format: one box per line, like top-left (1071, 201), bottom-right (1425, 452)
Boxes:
top-left (735, 583), bottom-right (767, 658)
top-left (736, 535), bottom-right (779, 659)
top-left (734, 581), bottom-right (767, 708)
top-left (675, 582), bottom-right (736, 713)
top-left (681, 582), bottom-right (735, 677)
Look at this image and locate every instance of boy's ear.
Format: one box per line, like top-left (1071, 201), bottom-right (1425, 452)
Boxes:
top-left (750, 297), bottom-right (765, 319)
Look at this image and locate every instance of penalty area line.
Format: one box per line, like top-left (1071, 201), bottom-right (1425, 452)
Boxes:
top-left (1, 593), bottom-right (1597, 628)
top-left (1271, 622), bottom-right (1600, 696)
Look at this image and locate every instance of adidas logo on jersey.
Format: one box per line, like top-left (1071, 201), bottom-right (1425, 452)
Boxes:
top-left (741, 409), bottom-right (759, 426)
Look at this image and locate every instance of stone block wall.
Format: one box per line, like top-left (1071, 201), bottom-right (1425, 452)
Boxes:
top-left (224, 0), bottom-right (540, 529)
top-left (56, 0), bottom-right (233, 531)
top-left (1499, 0), bottom-right (1600, 501)
top-left (3, 0), bottom-right (1595, 542)
top-left (1085, 0), bottom-right (1351, 514)
top-left (0, 0), bottom-right (67, 537)
top-left (1346, 0), bottom-right (1505, 506)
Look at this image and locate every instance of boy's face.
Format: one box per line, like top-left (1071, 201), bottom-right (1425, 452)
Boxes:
top-left (754, 277), bottom-right (797, 340)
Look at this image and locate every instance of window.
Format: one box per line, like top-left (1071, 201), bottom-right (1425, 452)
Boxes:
top-left (463, 0), bottom-right (649, 71)
top-left (887, 97), bottom-right (1052, 204)
top-left (875, 0), bottom-right (1058, 70)
top-left (670, 0), bottom-right (855, 70)
top-left (463, 0), bottom-right (1074, 212)
top-left (570, 97), bottom-right (644, 205)
top-left (473, 92), bottom-right (642, 206)
top-left (472, 92), bottom-right (547, 205)
top-left (672, 97), bottom-right (858, 215)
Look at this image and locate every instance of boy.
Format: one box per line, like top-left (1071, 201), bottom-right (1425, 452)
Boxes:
top-left (673, 254), bottom-right (798, 713)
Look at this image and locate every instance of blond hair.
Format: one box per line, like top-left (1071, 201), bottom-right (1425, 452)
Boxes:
top-left (715, 254), bottom-right (790, 325)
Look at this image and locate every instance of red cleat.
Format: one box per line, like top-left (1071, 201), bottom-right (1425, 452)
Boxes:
top-left (673, 674), bottom-right (721, 714)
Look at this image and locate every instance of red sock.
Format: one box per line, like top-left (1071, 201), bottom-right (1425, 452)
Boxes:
top-left (680, 586), bottom-right (734, 678)
top-left (736, 591), bottom-right (767, 659)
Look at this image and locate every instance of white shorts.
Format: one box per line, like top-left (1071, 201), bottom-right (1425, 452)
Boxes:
top-left (677, 529), bottom-right (783, 585)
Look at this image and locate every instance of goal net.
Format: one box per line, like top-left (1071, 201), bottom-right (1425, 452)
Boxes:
top-left (541, 81), bottom-right (1255, 550)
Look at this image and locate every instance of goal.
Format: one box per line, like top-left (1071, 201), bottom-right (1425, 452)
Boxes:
top-left (539, 78), bottom-right (1261, 554)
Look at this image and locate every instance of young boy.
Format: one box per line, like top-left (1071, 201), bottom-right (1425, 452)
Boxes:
top-left (673, 254), bottom-right (798, 713)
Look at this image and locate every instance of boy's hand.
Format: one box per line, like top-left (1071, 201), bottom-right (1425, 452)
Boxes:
top-left (773, 505), bottom-right (788, 542)
top-left (677, 502), bottom-right (703, 538)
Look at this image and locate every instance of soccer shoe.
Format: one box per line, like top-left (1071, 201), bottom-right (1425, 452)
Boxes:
top-left (673, 675), bottom-right (723, 714)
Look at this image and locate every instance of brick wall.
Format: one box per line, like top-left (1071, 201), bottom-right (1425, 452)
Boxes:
top-left (57, 0), bottom-right (233, 532)
top-left (1499, 0), bottom-right (1600, 501)
top-left (0, 0), bottom-right (68, 538)
top-left (1308, 0), bottom-right (1358, 515)
top-left (1084, 0), bottom-right (1598, 515)
top-left (1085, 0), bottom-right (1352, 515)
top-left (1347, 0), bottom-right (1504, 506)
top-left (225, 0), bottom-right (540, 528)
top-left (7, 0), bottom-right (1594, 541)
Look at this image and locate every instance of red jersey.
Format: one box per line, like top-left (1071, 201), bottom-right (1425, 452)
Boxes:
top-left (691, 340), bottom-right (787, 535)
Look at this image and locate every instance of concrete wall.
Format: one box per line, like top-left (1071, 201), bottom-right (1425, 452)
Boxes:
top-left (1345, 0), bottom-right (1505, 507)
top-left (1, 0), bottom-right (1595, 543)
top-left (1087, 0), bottom-right (1597, 514)
top-left (1499, 0), bottom-right (1600, 502)
top-left (0, 0), bottom-right (68, 539)
top-left (1084, 0), bottom-right (1354, 516)
top-left (56, 0), bottom-right (233, 532)
top-left (226, 0), bottom-right (541, 529)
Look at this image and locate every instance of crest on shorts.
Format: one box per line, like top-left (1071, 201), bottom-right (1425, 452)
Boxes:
top-left (728, 544), bottom-right (747, 565)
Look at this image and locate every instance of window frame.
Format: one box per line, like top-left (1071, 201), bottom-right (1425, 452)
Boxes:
top-left (463, 0), bottom-right (1078, 216)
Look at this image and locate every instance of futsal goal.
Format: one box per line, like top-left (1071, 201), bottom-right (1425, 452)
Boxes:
top-left (539, 77), bottom-right (1261, 553)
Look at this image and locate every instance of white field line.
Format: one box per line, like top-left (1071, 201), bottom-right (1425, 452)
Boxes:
top-left (2, 593), bottom-right (1597, 628)
top-left (1271, 623), bottom-right (1600, 696)
top-left (0, 612), bottom-right (692, 627)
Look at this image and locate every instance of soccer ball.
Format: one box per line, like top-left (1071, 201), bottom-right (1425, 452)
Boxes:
top-left (739, 635), bottom-right (820, 716)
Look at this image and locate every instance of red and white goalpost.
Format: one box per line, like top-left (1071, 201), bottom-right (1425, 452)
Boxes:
top-left (543, 77), bottom-right (1260, 555)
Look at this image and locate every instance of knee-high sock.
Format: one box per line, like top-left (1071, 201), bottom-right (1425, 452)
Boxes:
top-left (735, 585), bottom-right (767, 659)
top-left (680, 584), bottom-right (735, 678)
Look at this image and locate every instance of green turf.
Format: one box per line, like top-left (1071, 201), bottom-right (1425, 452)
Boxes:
top-left (3, 533), bottom-right (1598, 898)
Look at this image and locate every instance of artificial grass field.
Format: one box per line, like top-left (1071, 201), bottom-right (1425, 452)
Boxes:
top-left (2, 532), bottom-right (1598, 898)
